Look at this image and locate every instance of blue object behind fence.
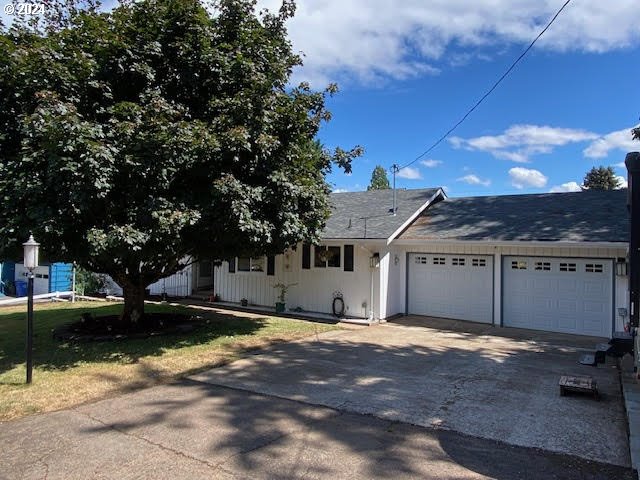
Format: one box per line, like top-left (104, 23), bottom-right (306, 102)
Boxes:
top-left (49, 263), bottom-right (73, 292)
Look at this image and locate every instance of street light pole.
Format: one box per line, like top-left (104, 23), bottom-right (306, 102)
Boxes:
top-left (23, 233), bottom-right (40, 385)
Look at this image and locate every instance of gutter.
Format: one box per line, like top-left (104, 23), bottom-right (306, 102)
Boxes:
top-left (392, 239), bottom-right (628, 249)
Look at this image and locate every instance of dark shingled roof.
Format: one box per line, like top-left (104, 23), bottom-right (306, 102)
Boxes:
top-left (323, 188), bottom-right (441, 239)
top-left (399, 189), bottom-right (629, 243)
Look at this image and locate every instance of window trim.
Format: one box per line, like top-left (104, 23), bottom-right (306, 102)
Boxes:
top-left (234, 256), bottom-right (267, 274)
top-left (313, 245), bottom-right (342, 269)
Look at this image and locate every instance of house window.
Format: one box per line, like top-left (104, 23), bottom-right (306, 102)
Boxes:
top-left (344, 245), bottom-right (354, 272)
top-left (415, 256), bottom-right (428, 264)
top-left (452, 257), bottom-right (465, 266)
top-left (267, 256), bottom-right (275, 276)
top-left (237, 257), bottom-right (264, 273)
top-left (559, 263), bottom-right (576, 272)
top-left (472, 258), bottom-right (486, 267)
top-left (315, 245), bottom-right (341, 268)
top-left (227, 258), bottom-right (235, 273)
top-left (433, 257), bottom-right (445, 265)
top-left (511, 260), bottom-right (527, 270)
top-left (586, 263), bottom-right (603, 273)
top-left (534, 262), bottom-right (551, 271)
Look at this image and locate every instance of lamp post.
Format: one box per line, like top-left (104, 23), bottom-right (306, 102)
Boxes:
top-left (23, 233), bottom-right (39, 384)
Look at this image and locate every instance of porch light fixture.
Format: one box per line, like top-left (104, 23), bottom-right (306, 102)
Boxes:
top-left (616, 257), bottom-right (628, 276)
top-left (22, 233), bottom-right (40, 384)
top-left (369, 253), bottom-right (380, 268)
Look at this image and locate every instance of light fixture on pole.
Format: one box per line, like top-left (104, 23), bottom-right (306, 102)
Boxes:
top-left (22, 233), bottom-right (39, 384)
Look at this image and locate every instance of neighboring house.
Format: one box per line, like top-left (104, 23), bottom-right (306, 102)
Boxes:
top-left (212, 188), bottom-right (629, 338)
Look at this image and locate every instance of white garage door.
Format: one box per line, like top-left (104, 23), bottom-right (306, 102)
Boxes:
top-left (502, 257), bottom-right (613, 337)
top-left (408, 253), bottom-right (494, 323)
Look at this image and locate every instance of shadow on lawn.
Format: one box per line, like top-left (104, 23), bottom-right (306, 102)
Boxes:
top-left (76, 335), bottom-right (631, 480)
top-left (0, 303), bottom-right (267, 376)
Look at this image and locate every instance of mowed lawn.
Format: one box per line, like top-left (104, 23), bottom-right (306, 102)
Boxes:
top-left (0, 301), bottom-right (337, 421)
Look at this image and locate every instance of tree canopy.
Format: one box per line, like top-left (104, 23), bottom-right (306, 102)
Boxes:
top-left (0, 0), bottom-right (362, 322)
top-left (582, 166), bottom-right (620, 191)
top-left (367, 165), bottom-right (390, 190)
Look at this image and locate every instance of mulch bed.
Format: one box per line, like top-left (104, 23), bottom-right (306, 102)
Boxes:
top-left (52, 312), bottom-right (205, 342)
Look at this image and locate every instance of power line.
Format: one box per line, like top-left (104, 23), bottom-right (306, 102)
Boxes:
top-left (395, 0), bottom-right (572, 173)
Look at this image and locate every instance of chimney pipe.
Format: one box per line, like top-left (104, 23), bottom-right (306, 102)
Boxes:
top-left (625, 151), bottom-right (640, 327)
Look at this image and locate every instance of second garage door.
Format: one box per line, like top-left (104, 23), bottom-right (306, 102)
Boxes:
top-left (502, 256), bottom-right (613, 337)
top-left (407, 253), bottom-right (493, 323)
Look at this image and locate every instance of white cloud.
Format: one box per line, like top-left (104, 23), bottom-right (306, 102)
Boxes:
top-left (457, 174), bottom-right (491, 187)
top-left (550, 181), bottom-right (582, 193)
top-left (615, 176), bottom-right (628, 189)
top-left (257, 0), bottom-right (640, 86)
top-left (396, 166), bottom-right (422, 180)
top-left (583, 126), bottom-right (639, 159)
top-left (509, 167), bottom-right (548, 189)
top-left (420, 159), bottom-right (442, 168)
top-left (332, 188), bottom-right (349, 193)
top-left (450, 124), bottom-right (598, 162)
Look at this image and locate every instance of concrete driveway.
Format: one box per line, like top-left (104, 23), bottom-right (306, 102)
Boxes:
top-left (192, 316), bottom-right (630, 468)
top-left (0, 315), bottom-right (631, 479)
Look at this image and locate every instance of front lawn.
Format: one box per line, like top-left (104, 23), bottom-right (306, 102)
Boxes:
top-left (0, 301), bottom-right (337, 421)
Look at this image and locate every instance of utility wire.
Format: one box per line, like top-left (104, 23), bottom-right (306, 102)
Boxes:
top-left (395, 0), bottom-right (572, 172)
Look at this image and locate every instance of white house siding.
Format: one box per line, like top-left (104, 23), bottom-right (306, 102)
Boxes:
top-left (379, 248), bottom-right (406, 320)
top-left (212, 242), bottom-right (377, 319)
top-left (100, 262), bottom-right (193, 297)
top-left (391, 242), bottom-right (628, 335)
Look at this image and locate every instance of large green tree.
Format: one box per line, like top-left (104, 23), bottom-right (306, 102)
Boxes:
top-left (582, 166), bottom-right (620, 190)
top-left (0, 0), bottom-right (361, 324)
top-left (367, 165), bottom-right (390, 190)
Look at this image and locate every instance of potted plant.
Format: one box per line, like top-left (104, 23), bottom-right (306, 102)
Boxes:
top-left (240, 297), bottom-right (248, 307)
top-left (273, 282), bottom-right (296, 313)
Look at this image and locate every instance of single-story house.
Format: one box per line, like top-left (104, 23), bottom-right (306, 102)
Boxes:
top-left (210, 187), bottom-right (629, 338)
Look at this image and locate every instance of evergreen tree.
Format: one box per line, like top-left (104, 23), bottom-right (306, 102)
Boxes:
top-left (368, 165), bottom-right (390, 190)
top-left (583, 166), bottom-right (620, 190)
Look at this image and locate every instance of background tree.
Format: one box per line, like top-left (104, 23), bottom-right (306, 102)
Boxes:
top-left (367, 165), bottom-right (390, 190)
top-left (0, 0), bottom-right (362, 324)
top-left (582, 166), bottom-right (620, 190)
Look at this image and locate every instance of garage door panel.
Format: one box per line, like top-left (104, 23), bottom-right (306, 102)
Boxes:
top-left (408, 253), bottom-right (493, 324)
top-left (503, 256), bottom-right (612, 337)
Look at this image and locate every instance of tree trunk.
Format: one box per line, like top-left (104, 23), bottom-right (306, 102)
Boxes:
top-left (121, 281), bottom-right (146, 325)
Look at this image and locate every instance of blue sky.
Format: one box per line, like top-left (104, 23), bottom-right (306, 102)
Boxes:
top-left (256, 0), bottom-right (640, 197)
top-left (3, 1), bottom-right (639, 197)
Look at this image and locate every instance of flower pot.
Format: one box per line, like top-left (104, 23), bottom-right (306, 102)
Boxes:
top-left (241, 299), bottom-right (248, 307)
top-left (275, 302), bottom-right (285, 313)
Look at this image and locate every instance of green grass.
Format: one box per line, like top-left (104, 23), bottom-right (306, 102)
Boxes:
top-left (0, 301), bottom-right (337, 421)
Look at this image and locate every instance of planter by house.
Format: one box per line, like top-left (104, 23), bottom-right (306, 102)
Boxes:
top-left (273, 282), bottom-right (296, 314)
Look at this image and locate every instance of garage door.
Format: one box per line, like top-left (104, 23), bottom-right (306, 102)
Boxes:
top-left (502, 257), bottom-right (613, 337)
top-left (408, 253), bottom-right (493, 323)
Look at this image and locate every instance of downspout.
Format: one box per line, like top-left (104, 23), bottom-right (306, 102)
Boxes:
top-left (359, 245), bottom-right (375, 323)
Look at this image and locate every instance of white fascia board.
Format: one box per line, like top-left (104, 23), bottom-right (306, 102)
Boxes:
top-left (393, 238), bottom-right (628, 249)
top-left (319, 238), bottom-right (387, 245)
top-left (386, 189), bottom-right (445, 246)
